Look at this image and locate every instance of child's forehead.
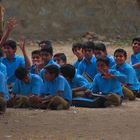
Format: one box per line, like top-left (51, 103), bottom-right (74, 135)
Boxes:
top-left (114, 52), bottom-right (125, 56)
top-left (32, 53), bottom-right (41, 57)
top-left (3, 45), bottom-right (13, 49)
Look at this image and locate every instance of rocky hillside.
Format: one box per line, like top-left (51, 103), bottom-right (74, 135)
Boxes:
top-left (2, 0), bottom-right (140, 40)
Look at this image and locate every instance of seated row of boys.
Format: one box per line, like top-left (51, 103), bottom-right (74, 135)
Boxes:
top-left (0, 31), bottom-right (140, 112)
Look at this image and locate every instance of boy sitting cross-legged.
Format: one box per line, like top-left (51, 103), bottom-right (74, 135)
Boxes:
top-left (60, 64), bottom-right (90, 97)
top-left (7, 67), bottom-right (43, 108)
top-left (0, 71), bottom-right (9, 113)
top-left (113, 48), bottom-right (140, 100)
top-left (40, 64), bottom-right (72, 110)
top-left (85, 57), bottom-right (126, 107)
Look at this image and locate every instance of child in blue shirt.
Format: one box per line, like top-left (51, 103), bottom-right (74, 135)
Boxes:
top-left (77, 41), bottom-right (97, 82)
top-left (113, 48), bottom-right (140, 99)
top-left (94, 43), bottom-right (115, 68)
top-left (8, 67), bottom-right (43, 108)
top-left (30, 50), bottom-right (44, 75)
top-left (53, 53), bottom-right (67, 66)
top-left (130, 36), bottom-right (140, 81)
top-left (41, 64), bottom-right (72, 110)
top-left (40, 47), bottom-right (60, 80)
top-left (0, 71), bottom-right (8, 113)
top-left (60, 64), bottom-right (90, 97)
top-left (86, 57), bottom-right (125, 107)
top-left (1, 39), bottom-right (31, 89)
top-left (72, 43), bottom-right (84, 69)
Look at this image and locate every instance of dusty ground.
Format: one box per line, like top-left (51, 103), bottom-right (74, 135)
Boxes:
top-left (0, 42), bottom-right (138, 140)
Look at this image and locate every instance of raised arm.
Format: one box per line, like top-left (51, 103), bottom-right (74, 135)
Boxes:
top-left (0, 18), bottom-right (17, 48)
top-left (19, 37), bottom-right (31, 68)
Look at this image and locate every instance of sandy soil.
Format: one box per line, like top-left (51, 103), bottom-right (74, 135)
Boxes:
top-left (0, 42), bottom-right (138, 140)
top-left (1, 100), bottom-right (140, 140)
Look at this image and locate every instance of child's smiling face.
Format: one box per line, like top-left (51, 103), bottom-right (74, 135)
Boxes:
top-left (132, 40), bottom-right (140, 54)
top-left (114, 52), bottom-right (126, 66)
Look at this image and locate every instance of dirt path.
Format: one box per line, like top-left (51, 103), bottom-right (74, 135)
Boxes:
top-left (0, 99), bottom-right (140, 140)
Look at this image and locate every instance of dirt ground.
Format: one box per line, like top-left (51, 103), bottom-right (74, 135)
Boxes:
top-left (1, 100), bottom-right (140, 140)
top-left (0, 42), bottom-right (138, 140)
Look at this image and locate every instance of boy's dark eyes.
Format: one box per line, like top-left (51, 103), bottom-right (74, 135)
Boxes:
top-left (84, 49), bottom-right (92, 52)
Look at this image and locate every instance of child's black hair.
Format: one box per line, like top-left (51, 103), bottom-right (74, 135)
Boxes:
top-left (41, 46), bottom-right (53, 55)
top-left (15, 67), bottom-right (28, 80)
top-left (94, 43), bottom-right (107, 52)
top-left (39, 40), bottom-right (52, 48)
top-left (96, 57), bottom-right (110, 66)
top-left (114, 48), bottom-right (127, 58)
top-left (0, 48), bottom-right (3, 57)
top-left (132, 36), bottom-right (140, 43)
top-left (3, 40), bottom-right (17, 50)
top-left (53, 53), bottom-right (67, 63)
top-left (31, 50), bottom-right (41, 56)
top-left (82, 41), bottom-right (95, 51)
top-left (60, 64), bottom-right (75, 79)
top-left (44, 64), bottom-right (59, 77)
top-left (72, 43), bottom-right (83, 52)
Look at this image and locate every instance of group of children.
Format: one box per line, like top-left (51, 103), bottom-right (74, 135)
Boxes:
top-left (0, 20), bottom-right (140, 113)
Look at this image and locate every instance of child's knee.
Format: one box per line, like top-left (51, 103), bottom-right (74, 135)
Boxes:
top-left (0, 97), bottom-right (6, 113)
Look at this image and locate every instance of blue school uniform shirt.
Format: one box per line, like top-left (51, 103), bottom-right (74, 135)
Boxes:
top-left (90, 69), bottom-right (124, 96)
top-left (112, 62), bottom-right (140, 91)
top-left (77, 56), bottom-right (97, 80)
top-left (1, 54), bottom-right (25, 85)
top-left (0, 62), bottom-right (7, 77)
top-left (130, 52), bottom-right (140, 78)
top-left (41, 75), bottom-right (72, 101)
top-left (73, 59), bottom-right (83, 69)
top-left (30, 64), bottom-right (42, 75)
top-left (106, 55), bottom-right (116, 68)
top-left (0, 71), bottom-right (9, 101)
top-left (12, 73), bottom-right (43, 96)
top-left (40, 59), bottom-right (60, 80)
top-left (70, 73), bottom-right (90, 89)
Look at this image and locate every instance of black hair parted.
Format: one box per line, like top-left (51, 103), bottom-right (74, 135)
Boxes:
top-left (31, 49), bottom-right (41, 56)
top-left (44, 64), bottom-right (59, 77)
top-left (83, 41), bottom-right (95, 51)
top-left (114, 48), bottom-right (127, 58)
top-left (53, 53), bottom-right (67, 63)
top-left (41, 46), bottom-right (53, 55)
top-left (132, 36), bottom-right (140, 43)
top-left (3, 40), bottom-right (17, 50)
top-left (94, 43), bottom-right (107, 52)
top-left (72, 42), bottom-right (83, 52)
top-left (15, 67), bottom-right (28, 80)
top-left (60, 64), bottom-right (75, 79)
top-left (96, 56), bottom-right (110, 66)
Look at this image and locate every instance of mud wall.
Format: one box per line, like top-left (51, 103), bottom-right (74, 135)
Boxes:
top-left (2, 0), bottom-right (140, 40)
